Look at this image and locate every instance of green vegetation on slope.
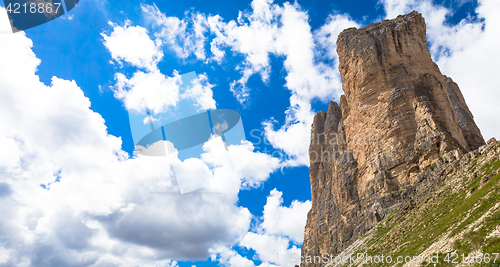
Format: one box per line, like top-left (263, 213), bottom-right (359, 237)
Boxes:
top-left (344, 149), bottom-right (500, 267)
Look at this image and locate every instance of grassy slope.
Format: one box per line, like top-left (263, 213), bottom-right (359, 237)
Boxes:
top-left (339, 144), bottom-right (500, 267)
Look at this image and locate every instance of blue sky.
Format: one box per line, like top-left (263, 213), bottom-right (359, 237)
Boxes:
top-left (0, 0), bottom-right (498, 266)
top-left (22, 0), bottom-right (479, 208)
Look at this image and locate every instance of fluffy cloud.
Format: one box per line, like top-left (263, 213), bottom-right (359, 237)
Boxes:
top-left (380, 0), bottom-right (500, 140)
top-left (204, 0), bottom-right (358, 104)
top-left (260, 189), bottom-right (311, 243)
top-left (210, 189), bottom-right (310, 267)
top-left (139, 1), bottom-right (358, 167)
top-left (0, 7), bottom-right (282, 266)
top-left (197, 138), bottom-right (281, 195)
top-left (101, 21), bottom-right (163, 71)
top-left (102, 22), bottom-right (182, 114)
top-left (103, 22), bottom-right (219, 115)
top-left (237, 188), bottom-right (311, 266)
top-left (210, 246), bottom-right (262, 267)
top-left (262, 102), bottom-right (314, 167)
top-left (265, 10), bottom-right (357, 167)
top-left (142, 3), bottom-right (208, 61)
top-left (113, 70), bottom-right (182, 114)
top-left (239, 232), bottom-right (300, 267)
top-left (206, 0), bottom-right (279, 102)
top-left (197, 0), bottom-right (358, 166)
top-left (182, 74), bottom-right (217, 111)
top-left (112, 69), bottom-right (217, 114)
top-left (210, 246), bottom-right (293, 267)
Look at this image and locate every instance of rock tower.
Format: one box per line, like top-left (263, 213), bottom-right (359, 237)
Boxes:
top-left (301, 11), bottom-right (485, 266)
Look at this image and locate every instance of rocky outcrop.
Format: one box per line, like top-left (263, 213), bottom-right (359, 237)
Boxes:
top-left (301, 11), bottom-right (485, 266)
top-left (325, 138), bottom-right (500, 267)
top-left (444, 76), bottom-right (485, 150)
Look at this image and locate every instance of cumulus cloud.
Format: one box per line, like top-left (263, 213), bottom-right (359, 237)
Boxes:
top-left (201, 0), bottom-right (359, 166)
top-left (380, 0), bottom-right (500, 140)
top-left (210, 188), bottom-right (310, 267)
top-left (239, 232), bottom-right (300, 267)
top-left (210, 246), bottom-right (262, 267)
top-left (206, 0), bottom-right (278, 102)
top-left (101, 20), bottom-right (163, 71)
top-left (112, 70), bottom-right (218, 115)
top-left (138, 0), bottom-right (360, 167)
top-left (260, 189), bottom-right (311, 243)
top-left (142, 3), bottom-right (208, 61)
top-left (113, 70), bottom-right (182, 114)
top-left (0, 7), bottom-right (282, 266)
top-left (262, 102), bottom-right (314, 167)
top-left (266, 10), bottom-right (357, 167)
top-left (103, 21), bottom-right (219, 115)
top-left (202, 139), bottom-right (280, 191)
top-left (102, 22), bottom-right (182, 114)
top-left (182, 74), bottom-right (217, 111)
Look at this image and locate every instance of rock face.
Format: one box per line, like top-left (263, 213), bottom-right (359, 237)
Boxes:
top-left (320, 138), bottom-right (500, 267)
top-left (301, 11), bottom-right (485, 266)
top-left (444, 75), bottom-right (485, 151)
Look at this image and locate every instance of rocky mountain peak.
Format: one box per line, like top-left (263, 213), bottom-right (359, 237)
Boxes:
top-left (300, 11), bottom-right (485, 266)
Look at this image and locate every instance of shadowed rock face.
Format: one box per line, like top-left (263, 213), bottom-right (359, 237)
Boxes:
top-left (444, 75), bottom-right (486, 151)
top-left (300, 11), bottom-right (485, 266)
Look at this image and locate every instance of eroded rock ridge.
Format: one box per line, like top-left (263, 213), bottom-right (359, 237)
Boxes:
top-left (301, 11), bottom-right (485, 266)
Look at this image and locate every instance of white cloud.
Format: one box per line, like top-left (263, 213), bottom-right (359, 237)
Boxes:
top-left (315, 14), bottom-right (360, 60)
top-left (380, 0), bottom-right (500, 140)
top-left (202, 139), bottom-right (280, 191)
top-left (210, 246), bottom-right (259, 267)
top-left (262, 101), bottom-right (314, 167)
top-left (136, 0), bottom-right (359, 167)
top-left (208, 0), bottom-right (278, 68)
top-left (142, 4), bottom-right (208, 60)
top-left (240, 232), bottom-right (300, 267)
top-left (261, 189), bottom-right (311, 243)
top-left (182, 74), bottom-right (217, 111)
top-left (210, 188), bottom-right (310, 267)
top-left (206, 0), bottom-right (278, 103)
top-left (0, 7), bottom-right (282, 266)
top-left (113, 70), bottom-right (182, 114)
top-left (203, 0), bottom-right (359, 166)
top-left (103, 22), bottom-right (183, 115)
top-left (104, 22), bottom-right (218, 115)
top-left (101, 21), bottom-right (163, 71)
top-left (265, 9), bottom-right (357, 167)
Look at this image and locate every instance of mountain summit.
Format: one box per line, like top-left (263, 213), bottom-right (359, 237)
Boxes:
top-left (300, 11), bottom-right (493, 266)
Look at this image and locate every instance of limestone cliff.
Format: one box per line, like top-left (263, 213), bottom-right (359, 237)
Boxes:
top-left (301, 11), bottom-right (485, 266)
top-left (322, 138), bottom-right (500, 267)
